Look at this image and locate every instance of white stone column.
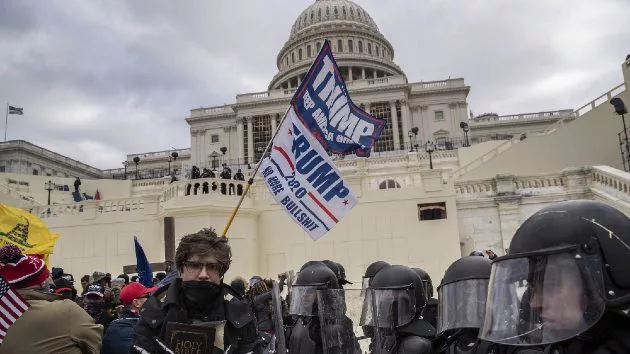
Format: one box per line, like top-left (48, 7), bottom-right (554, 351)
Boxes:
top-left (271, 114), bottom-right (277, 134)
top-left (361, 68), bottom-right (366, 80)
top-left (401, 100), bottom-right (411, 148)
top-left (247, 117), bottom-right (254, 164)
top-left (237, 118), bottom-right (244, 163)
top-left (389, 100), bottom-right (400, 150)
top-left (349, 67), bottom-right (353, 82)
top-left (364, 102), bottom-right (371, 115)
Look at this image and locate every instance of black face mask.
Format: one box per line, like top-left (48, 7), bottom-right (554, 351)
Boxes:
top-left (181, 281), bottom-right (222, 312)
top-left (84, 303), bottom-right (105, 319)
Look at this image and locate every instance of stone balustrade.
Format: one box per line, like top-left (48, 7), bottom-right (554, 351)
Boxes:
top-left (575, 83), bottom-right (626, 117)
top-left (591, 165), bottom-right (630, 204)
top-left (410, 78), bottom-right (466, 92)
top-left (190, 105), bottom-right (234, 117)
top-left (30, 195), bottom-right (160, 220)
top-left (162, 178), bottom-right (251, 203)
top-left (470, 110), bottom-right (574, 126)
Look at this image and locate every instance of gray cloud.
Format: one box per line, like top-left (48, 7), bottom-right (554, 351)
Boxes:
top-left (0, 0), bottom-right (628, 169)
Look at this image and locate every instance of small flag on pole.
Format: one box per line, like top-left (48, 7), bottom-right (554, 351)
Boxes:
top-left (7, 106), bottom-right (22, 115)
top-left (258, 40), bottom-right (381, 240)
top-left (0, 275), bottom-right (29, 343)
top-left (134, 236), bottom-right (154, 288)
top-left (291, 40), bottom-right (385, 156)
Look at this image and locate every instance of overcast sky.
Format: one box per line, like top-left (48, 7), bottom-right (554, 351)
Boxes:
top-left (1, 0), bottom-right (628, 169)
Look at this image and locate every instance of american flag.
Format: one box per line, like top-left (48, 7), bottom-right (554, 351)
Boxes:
top-left (0, 276), bottom-right (29, 343)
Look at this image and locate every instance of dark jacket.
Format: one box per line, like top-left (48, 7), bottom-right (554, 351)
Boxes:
top-left (132, 278), bottom-right (260, 354)
top-left (101, 308), bottom-right (139, 354)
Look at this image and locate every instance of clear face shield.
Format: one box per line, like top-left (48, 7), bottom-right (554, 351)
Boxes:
top-left (361, 277), bottom-right (371, 296)
top-left (360, 286), bottom-right (417, 329)
top-left (289, 285), bottom-right (322, 317)
top-left (437, 279), bottom-right (489, 335)
top-left (479, 250), bottom-right (606, 346)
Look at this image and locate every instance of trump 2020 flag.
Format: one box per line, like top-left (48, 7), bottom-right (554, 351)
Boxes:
top-left (291, 40), bottom-right (385, 157)
top-left (259, 108), bottom-right (357, 241)
top-left (134, 236), bottom-right (153, 288)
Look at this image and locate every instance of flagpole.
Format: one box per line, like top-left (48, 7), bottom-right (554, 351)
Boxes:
top-left (4, 103), bottom-right (8, 142)
top-left (221, 104), bottom-right (293, 238)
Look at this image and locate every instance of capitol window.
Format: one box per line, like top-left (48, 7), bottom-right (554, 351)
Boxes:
top-left (307, 45), bottom-right (312, 57)
top-left (211, 134), bottom-right (219, 143)
top-left (435, 111), bottom-right (444, 121)
top-left (348, 40), bottom-right (353, 53)
top-left (337, 39), bottom-right (343, 53)
top-left (376, 45), bottom-right (380, 56)
top-left (358, 41), bottom-right (363, 53)
top-left (292, 52), bottom-right (295, 63)
top-left (299, 48), bottom-right (303, 60)
top-left (368, 43), bottom-right (372, 55)
top-left (317, 42), bottom-right (321, 51)
top-left (379, 179), bottom-right (401, 190)
top-left (418, 202), bottom-right (447, 221)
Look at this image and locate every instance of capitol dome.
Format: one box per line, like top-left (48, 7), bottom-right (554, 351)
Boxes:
top-left (269, 0), bottom-right (406, 90)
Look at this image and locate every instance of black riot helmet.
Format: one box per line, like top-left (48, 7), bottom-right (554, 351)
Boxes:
top-left (362, 261), bottom-right (390, 293)
top-left (361, 265), bottom-right (425, 329)
top-left (299, 260), bottom-right (327, 272)
top-left (437, 256), bottom-right (492, 336)
top-left (295, 263), bottom-right (339, 288)
top-left (412, 268), bottom-right (434, 300)
top-left (290, 263), bottom-right (339, 317)
top-left (335, 262), bottom-right (352, 285)
top-left (480, 200), bottom-right (630, 347)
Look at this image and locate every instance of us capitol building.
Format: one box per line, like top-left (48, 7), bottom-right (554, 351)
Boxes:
top-left (0, 0), bottom-right (629, 283)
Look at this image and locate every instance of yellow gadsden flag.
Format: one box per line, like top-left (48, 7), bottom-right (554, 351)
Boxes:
top-left (0, 204), bottom-right (59, 259)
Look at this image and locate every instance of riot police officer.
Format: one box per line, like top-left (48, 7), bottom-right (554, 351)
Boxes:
top-left (287, 263), bottom-right (360, 354)
top-left (361, 261), bottom-right (390, 294)
top-left (361, 265), bottom-right (434, 354)
top-left (413, 267), bottom-right (438, 328)
top-left (322, 260), bottom-right (352, 288)
top-left (435, 256), bottom-right (499, 353)
top-left (479, 200), bottom-right (630, 353)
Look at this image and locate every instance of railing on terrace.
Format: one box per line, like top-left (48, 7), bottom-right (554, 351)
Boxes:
top-left (190, 106), bottom-right (234, 118)
top-left (455, 172), bottom-right (569, 200)
top-left (575, 83), bottom-right (626, 117)
top-left (126, 148), bottom-right (190, 161)
top-left (411, 78), bottom-right (466, 92)
top-left (591, 165), bottom-right (630, 204)
top-left (470, 110), bottom-right (575, 126)
top-left (29, 196), bottom-right (159, 219)
top-left (162, 178), bottom-right (250, 202)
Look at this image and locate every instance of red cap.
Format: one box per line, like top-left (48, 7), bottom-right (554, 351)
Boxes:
top-left (119, 282), bottom-right (156, 305)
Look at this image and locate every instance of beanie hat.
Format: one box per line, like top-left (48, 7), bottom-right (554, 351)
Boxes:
top-left (0, 245), bottom-right (50, 288)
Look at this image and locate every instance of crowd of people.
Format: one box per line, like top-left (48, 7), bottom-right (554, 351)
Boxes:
top-left (1, 199), bottom-right (630, 353)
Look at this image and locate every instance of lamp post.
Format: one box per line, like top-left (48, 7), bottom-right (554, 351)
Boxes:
top-left (460, 122), bottom-right (470, 147)
top-left (411, 127), bottom-right (419, 152)
top-left (425, 141), bottom-right (435, 169)
top-left (169, 151), bottom-right (178, 175)
top-left (133, 156), bottom-right (140, 179)
top-left (122, 161), bottom-right (128, 180)
top-left (407, 131), bottom-right (414, 152)
top-left (611, 97), bottom-right (630, 170)
top-left (211, 151), bottom-right (218, 169)
top-left (44, 180), bottom-right (55, 205)
top-left (220, 146), bottom-right (227, 166)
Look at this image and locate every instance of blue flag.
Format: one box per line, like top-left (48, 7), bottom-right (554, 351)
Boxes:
top-left (291, 40), bottom-right (385, 156)
top-left (134, 236), bottom-right (153, 287)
